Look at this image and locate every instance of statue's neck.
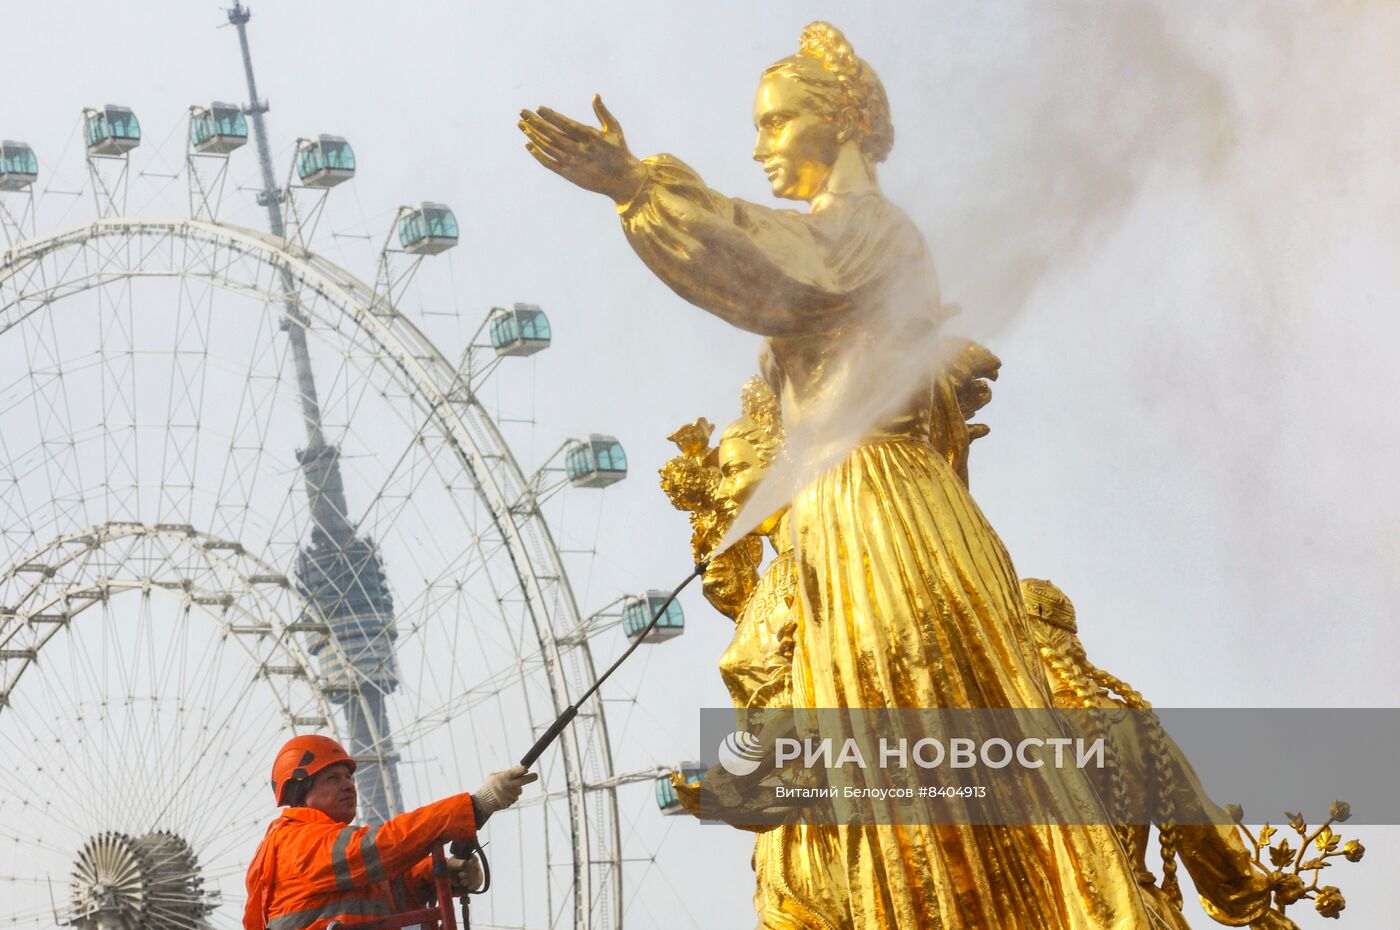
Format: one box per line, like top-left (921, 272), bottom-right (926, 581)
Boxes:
top-left (811, 146), bottom-right (878, 212)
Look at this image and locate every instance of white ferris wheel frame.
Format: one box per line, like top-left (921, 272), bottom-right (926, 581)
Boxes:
top-left (0, 216), bottom-right (624, 930)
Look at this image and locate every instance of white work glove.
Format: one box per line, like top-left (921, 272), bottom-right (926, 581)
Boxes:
top-left (446, 855), bottom-right (484, 894)
top-left (473, 766), bottom-right (539, 817)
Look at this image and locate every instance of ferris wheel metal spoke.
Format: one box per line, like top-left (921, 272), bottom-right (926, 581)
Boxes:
top-left (173, 633), bottom-right (251, 840)
top-left (2, 905), bottom-right (68, 926)
top-left (49, 659), bottom-right (114, 829)
top-left (177, 717), bottom-right (271, 849)
top-left (156, 632), bottom-right (252, 840)
top-left (17, 324), bottom-right (81, 534)
top-left (615, 812), bottom-right (700, 929)
top-left (0, 822), bottom-right (76, 859)
top-left (214, 349), bottom-right (290, 548)
top-left (154, 276), bottom-right (209, 519)
top-left (159, 606), bottom-right (202, 831)
top-left (0, 739), bottom-right (92, 841)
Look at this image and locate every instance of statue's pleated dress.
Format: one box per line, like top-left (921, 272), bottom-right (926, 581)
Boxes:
top-left (620, 155), bottom-right (1153, 930)
top-left (714, 537), bottom-right (854, 930)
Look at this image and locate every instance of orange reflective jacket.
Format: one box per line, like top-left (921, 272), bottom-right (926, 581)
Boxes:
top-left (243, 794), bottom-right (477, 930)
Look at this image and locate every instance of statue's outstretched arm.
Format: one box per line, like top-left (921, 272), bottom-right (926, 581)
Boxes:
top-left (615, 154), bottom-right (857, 336)
top-left (520, 100), bottom-right (870, 337)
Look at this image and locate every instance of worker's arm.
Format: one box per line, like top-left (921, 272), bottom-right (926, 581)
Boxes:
top-left (389, 768), bottom-right (539, 905)
top-left (303, 768), bottom-right (535, 899)
top-left (342, 793), bottom-right (478, 889)
top-left (399, 856), bottom-right (437, 906)
top-left (274, 793), bottom-right (479, 899)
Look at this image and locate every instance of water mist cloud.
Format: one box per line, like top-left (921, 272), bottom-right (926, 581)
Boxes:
top-left (721, 2), bottom-right (1400, 567)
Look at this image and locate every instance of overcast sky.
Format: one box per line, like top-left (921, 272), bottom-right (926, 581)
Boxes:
top-left (4, 1), bottom-right (1397, 927)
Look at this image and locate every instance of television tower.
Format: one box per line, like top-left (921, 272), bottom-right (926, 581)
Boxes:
top-left (227, 1), bottom-right (403, 824)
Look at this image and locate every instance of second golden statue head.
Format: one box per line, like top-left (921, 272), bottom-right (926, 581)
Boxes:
top-left (754, 22), bottom-right (894, 202)
top-left (717, 379), bottom-right (782, 503)
top-left (1021, 577), bottom-right (1079, 654)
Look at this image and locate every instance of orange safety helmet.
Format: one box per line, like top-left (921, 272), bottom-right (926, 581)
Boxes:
top-left (270, 734), bottom-right (357, 805)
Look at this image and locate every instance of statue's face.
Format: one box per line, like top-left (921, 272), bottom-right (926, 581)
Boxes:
top-left (753, 74), bottom-right (841, 202)
top-left (717, 430), bottom-right (765, 508)
top-left (719, 428), bottom-right (786, 536)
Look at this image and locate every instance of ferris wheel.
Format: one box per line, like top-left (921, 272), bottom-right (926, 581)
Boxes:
top-left (0, 11), bottom-right (696, 930)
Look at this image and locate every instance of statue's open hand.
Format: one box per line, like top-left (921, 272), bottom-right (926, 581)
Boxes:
top-left (519, 95), bottom-right (646, 204)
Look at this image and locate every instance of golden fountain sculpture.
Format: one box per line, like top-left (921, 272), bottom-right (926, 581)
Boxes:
top-left (520, 21), bottom-right (1363, 930)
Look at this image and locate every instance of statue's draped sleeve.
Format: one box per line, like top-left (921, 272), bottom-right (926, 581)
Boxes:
top-left (617, 155), bottom-right (925, 338)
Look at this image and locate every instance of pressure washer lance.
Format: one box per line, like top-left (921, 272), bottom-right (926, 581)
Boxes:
top-left (450, 559), bottom-right (710, 926)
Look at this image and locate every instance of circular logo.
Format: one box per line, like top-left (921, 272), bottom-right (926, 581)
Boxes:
top-left (717, 730), bottom-right (765, 776)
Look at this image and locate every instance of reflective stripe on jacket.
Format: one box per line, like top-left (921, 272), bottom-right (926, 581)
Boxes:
top-left (244, 793), bottom-right (477, 930)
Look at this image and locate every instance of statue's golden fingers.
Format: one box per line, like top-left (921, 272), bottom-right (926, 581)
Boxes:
top-left (517, 110), bottom-right (565, 143)
top-left (523, 143), bottom-right (569, 178)
top-left (518, 117), bottom-right (584, 156)
top-left (518, 108), bottom-right (574, 138)
top-left (518, 117), bottom-right (587, 157)
top-left (524, 137), bottom-right (572, 169)
top-left (535, 106), bottom-right (599, 140)
top-left (591, 94), bottom-right (622, 135)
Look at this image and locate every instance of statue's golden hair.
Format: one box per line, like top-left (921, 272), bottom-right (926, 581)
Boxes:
top-left (1024, 578), bottom-right (1185, 911)
top-left (763, 22), bottom-right (895, 164)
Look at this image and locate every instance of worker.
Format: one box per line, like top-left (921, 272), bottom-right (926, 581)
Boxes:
top-left (244, 734), bottom-right (537, 930)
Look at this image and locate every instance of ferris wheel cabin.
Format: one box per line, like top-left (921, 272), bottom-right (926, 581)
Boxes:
top-left (489, 303), bottom-right (551, 357)
top-left (0, 141), bottom-right (38, 191)
top-left (655, 763), bottom-right (705, 815)
top-left (84, 106), bottom-right (141, 156)
top-left (565, 434), bottom-right (627, 488)
top-left (398, 202), bottom-right (459, 255)
top-left (189, 102), bottom-right (248, 154)
top-left (622, 590), bottom-right (685, 643)
top-left (624, 591), bottom-right (688, 644)
top-left (296, 134), bottom-right (355, 188)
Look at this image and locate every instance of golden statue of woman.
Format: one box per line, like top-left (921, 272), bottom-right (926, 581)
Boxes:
top-left (522, 22), bottom-right (1157, 929)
